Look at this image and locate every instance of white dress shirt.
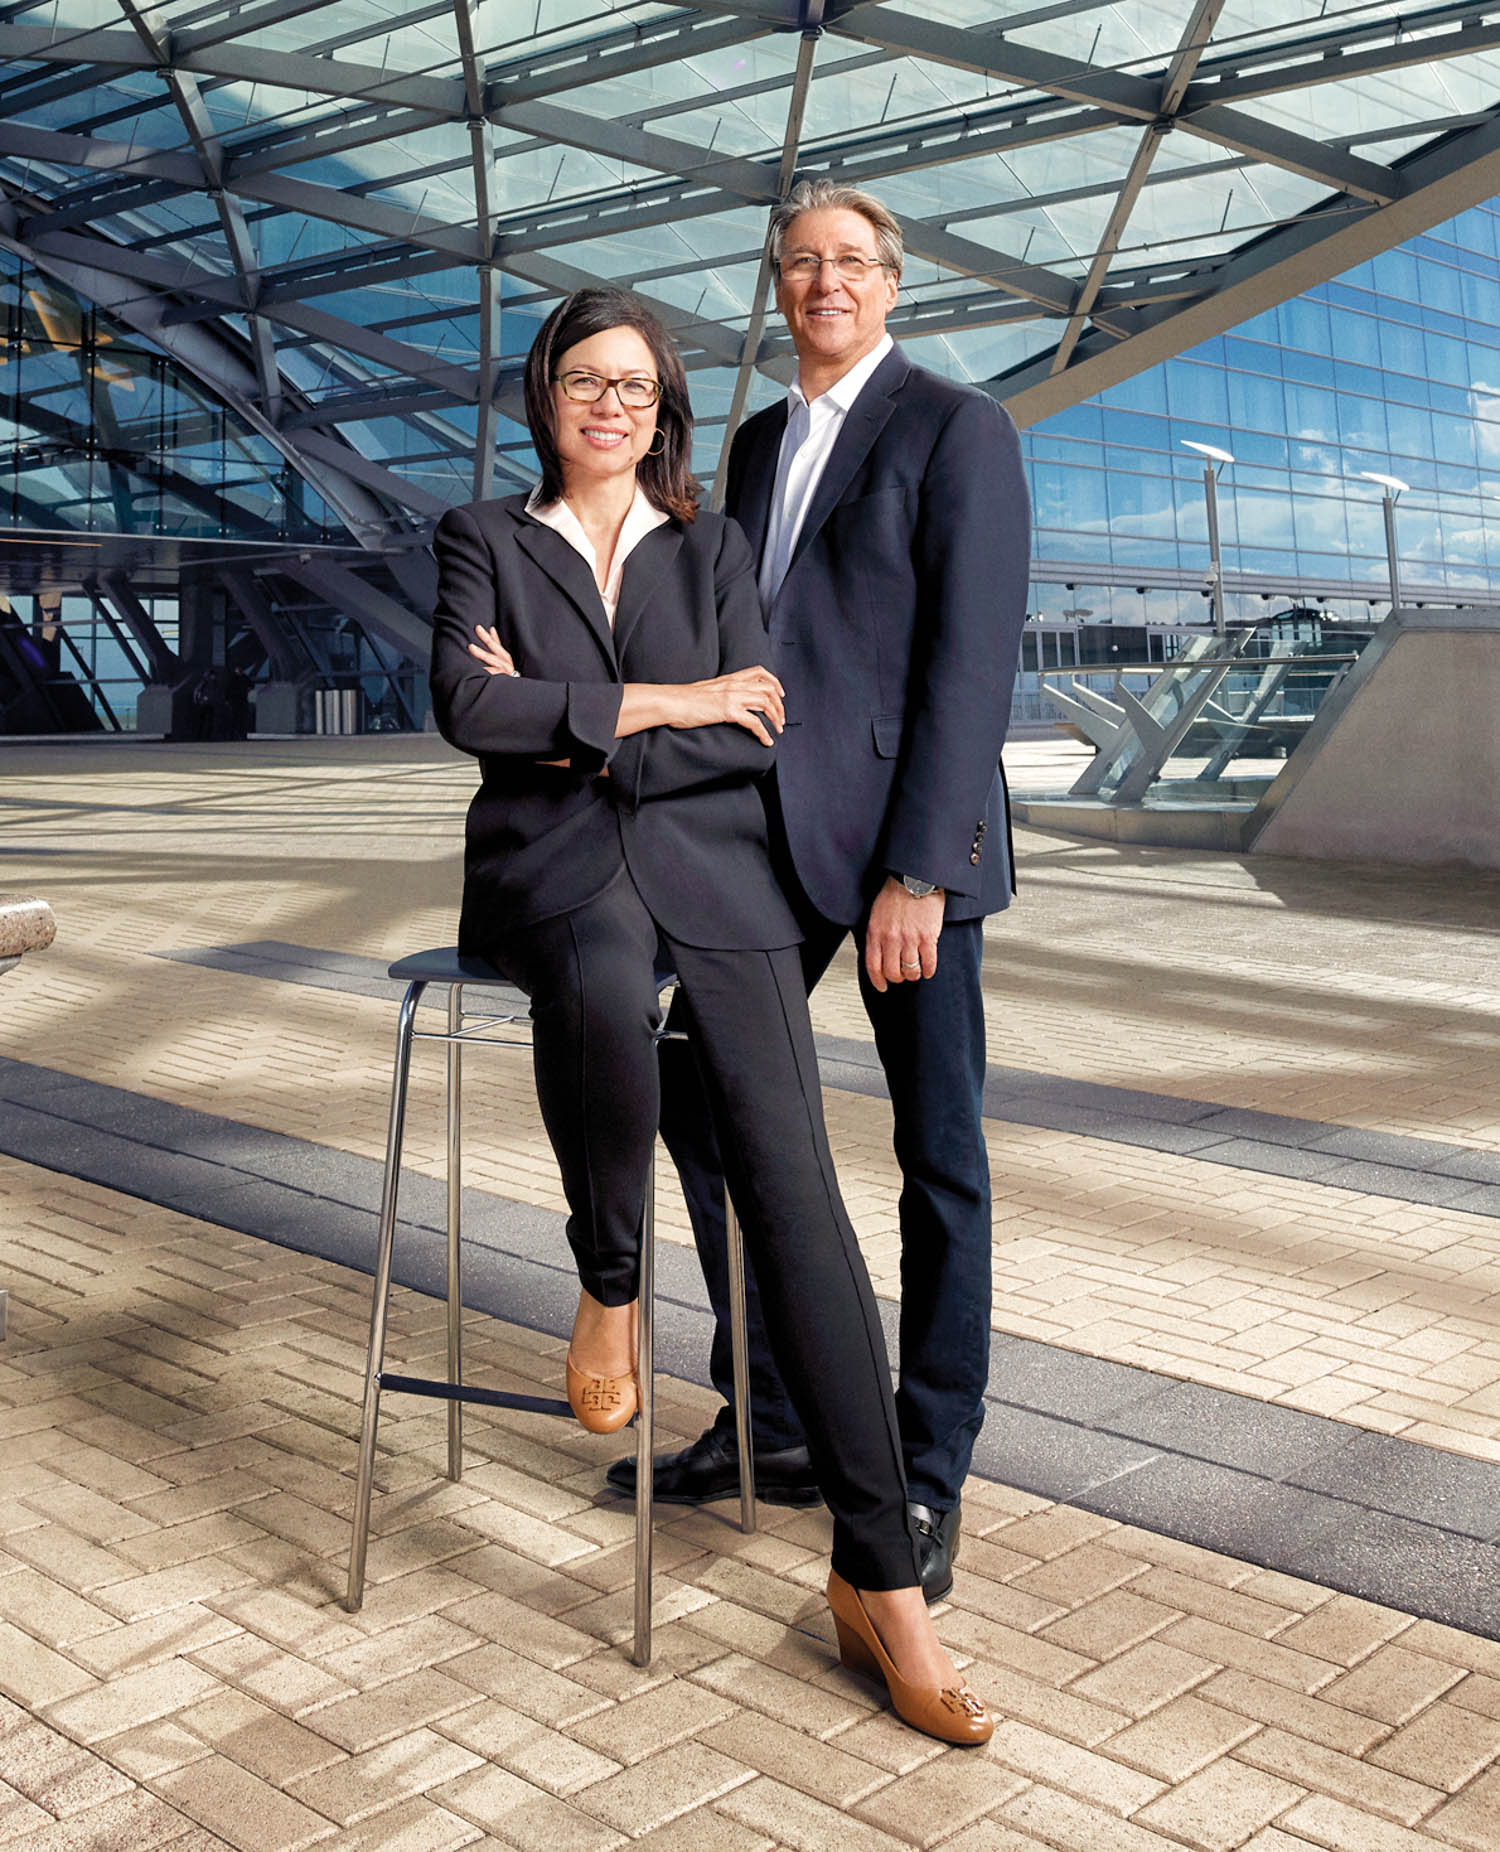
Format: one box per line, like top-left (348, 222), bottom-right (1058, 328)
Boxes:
top-left (526, 483), bottom-right (668, 628)
top-left (759, 333), bottom-right (894, 604)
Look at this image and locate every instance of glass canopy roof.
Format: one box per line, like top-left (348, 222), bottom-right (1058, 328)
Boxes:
top-left (3, 0), bottom-right (1499, 550)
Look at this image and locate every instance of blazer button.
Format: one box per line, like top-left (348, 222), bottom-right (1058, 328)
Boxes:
top-left (977, 820), bottom-right (987, 835)
top-left (970, 851), bottom-right (981, 865)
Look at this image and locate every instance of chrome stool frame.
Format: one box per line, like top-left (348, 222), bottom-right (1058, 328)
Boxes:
top-left (345, 948), bottom-right (756, 1666)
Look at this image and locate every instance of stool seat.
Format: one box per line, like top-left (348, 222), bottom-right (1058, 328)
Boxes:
top-left (387, 948), bottom-right (522, 994)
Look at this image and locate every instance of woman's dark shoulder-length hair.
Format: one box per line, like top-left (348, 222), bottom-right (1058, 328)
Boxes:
top-left (523, 287), bottom-right (699, 524)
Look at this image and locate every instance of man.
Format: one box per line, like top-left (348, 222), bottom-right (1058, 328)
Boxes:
top-left (609, 178), bottom-right (1030, 1600)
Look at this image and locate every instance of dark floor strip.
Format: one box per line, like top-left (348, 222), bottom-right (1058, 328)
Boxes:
top-left (155, 941), bottom-right (1500, 1218)
top-left (3, 1054), bottom-right (1498, 1637)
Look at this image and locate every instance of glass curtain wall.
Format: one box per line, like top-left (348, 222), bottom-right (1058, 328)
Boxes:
top-left (1021, 202), bottom-right (1500, 627)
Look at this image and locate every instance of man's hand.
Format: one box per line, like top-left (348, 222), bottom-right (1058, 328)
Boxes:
top-left (865, 876), bottom-right (943, 993)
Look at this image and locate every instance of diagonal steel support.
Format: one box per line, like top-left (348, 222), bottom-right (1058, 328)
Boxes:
top-left (710, 9), bottom-right (823, 510)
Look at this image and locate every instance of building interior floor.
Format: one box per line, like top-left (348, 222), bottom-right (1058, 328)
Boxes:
top-left (1, 732), bottom-right (1498, 1852)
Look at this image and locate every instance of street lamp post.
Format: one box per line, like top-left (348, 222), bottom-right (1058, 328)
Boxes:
top-left (1359, 471), bottom-right (1410, 613)
top-left (1182, 440), bottom-right (1235, 635)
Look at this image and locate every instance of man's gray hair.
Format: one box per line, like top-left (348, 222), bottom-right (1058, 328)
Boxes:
top-left (768, 178), bottom-right (904, 279)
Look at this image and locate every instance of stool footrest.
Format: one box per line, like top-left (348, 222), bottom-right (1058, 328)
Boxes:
top-left (379, 1372), bottom-right (572, 1419)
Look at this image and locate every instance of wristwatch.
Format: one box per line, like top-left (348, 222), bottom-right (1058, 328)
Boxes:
top-left (898, 874), bottom-right (944, 899)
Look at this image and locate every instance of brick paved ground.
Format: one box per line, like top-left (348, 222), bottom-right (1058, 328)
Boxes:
top-left (2, 735), bottom-right (1499, 1849)
top-left (4, 1155), bottom-right (1500, 1852)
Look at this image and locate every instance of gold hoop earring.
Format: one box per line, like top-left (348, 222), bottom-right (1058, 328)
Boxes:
top-left (646, 430), bottom-right (666, 458)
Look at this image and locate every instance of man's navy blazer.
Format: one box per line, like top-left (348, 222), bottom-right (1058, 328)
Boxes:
top-left (726, 344), bottom-right (1030, 926)
top-left (429, 494), bottom-right (800, 954)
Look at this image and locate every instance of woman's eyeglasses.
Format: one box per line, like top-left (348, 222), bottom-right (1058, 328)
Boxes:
top-left (555, 370), bottom-right (662, 408)
top-left (777, 254), bottom-right (889, 282)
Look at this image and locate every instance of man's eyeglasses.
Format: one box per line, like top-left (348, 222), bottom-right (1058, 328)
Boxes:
top-left (555, 369), bottom-right (661, 408)
top-left (777, 253), bottom-right (889, 282)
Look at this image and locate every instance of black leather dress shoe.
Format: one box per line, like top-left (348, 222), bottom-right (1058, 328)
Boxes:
top-left (605, 1425), bottom-right (823, 1507)
top-left (910, 1501), bottom-right (961, 1603)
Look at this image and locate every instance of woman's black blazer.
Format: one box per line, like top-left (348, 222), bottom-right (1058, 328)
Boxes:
top-left (430, 493), bottom-right (801, 953)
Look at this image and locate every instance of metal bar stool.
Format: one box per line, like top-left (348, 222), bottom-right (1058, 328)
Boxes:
top-left (345, 947), bottom-right (757, 1666)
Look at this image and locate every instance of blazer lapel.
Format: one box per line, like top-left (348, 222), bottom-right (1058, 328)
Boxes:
top-left (733, 404), bottom-right (787, 567)
top-left (512, 513), bottom-right (616, 669)
top-left (782, 345), bottom-right (908, 586)
top-left (612, 522), bottom-right (682, 660)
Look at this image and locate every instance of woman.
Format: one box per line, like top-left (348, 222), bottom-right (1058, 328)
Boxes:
top-left (430, 287), bottom-right (990, 1747)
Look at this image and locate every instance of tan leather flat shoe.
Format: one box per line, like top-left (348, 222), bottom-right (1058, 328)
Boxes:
top-left (566, 1353), bottom-right (638, 1434)
top-left (827, 1569), bottom-right (993, 1746)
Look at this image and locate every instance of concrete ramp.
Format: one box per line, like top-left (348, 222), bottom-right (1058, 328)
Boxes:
top-left (1248, 610), bottom-right (1500, 869)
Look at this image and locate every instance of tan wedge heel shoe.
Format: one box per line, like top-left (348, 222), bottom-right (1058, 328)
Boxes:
top-left (827, 1570), bottom-right (992, 1746)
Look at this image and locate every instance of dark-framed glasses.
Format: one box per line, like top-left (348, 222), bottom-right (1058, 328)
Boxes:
top-left (778, 253), bottom-right (889, 282)
top-left (555, 369), bottom-right (661, 408)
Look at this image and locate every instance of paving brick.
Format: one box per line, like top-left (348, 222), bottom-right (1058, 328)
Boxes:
top-left (439, 1644), bottom-right (609, 1730)
top-left (957, 1663), bottom-right (1125, 1748)
top-left (1099, 1694), bottom-right (1259, 1782)
top-left (187, 1633), bottom-right (356, 1716)
top-left (1369, 1701), bottom-right (1500, 1791)
top-left (151, 1755), bottom-right (336, 1851)
top-left (0, 1621), bottom-right (97, 1708)
top-left (1156, 1618), bottom-right (1342, 1693)
top-left (692, 1654), bottom-right (877, 1739)
top-left (569, 1679), bottom-right (739, 1765)
top-left (299, 1668), bottom-right (481, 1753)
top-left (286, 1726), bottom-right (482, 1826)
top-left (1000, 1785), bottom-right (1203, 1850)
top-left (1069, 1640), bottom-right (1220, 1716)
top-left (573, 1743), bottom-right (752, 1836)
top-left (698, 1713), bottom-right (886, 1811)
top-left (435, 1592), bottom-right (597, 1670)
top-left (1278, 1793), bottom-right (1448, 1851)
top-left (0, 1569), bottom-right (119, 1649)
top-left (624, 1813), bottom-right (778, 1852)
top-left (717, 1774), bottom-right (910, 1852)
top-left (95, 1718), bottom-right (210, 1782)
top-left (0, 1717), bottom-right (135, 1816)
top-left (1421, 1768), bottom-right (1500, 1852)
top-left (1316, 1644), bottom-right (1469, 1726)
top-left (44, 1658), bottom-right (226, 1744)
top-left (1232, 1727), bottom-right (1442, 1827)
top-left (2, 1787), bottom-right (201, 1850)
top-left (430, 1765), bottom-right (626, 1852)
top-left (1133, 1759), bottom-right (1307, 1851)
top-left (1270, 1596), bottom-right (1412, 1667)
top-left (0, 1779), bottom-right (51, 1843)
top-left (934, 1823), bottom-right (1057, 1852)
top-left (852, 1754), bottom-right (1026, 1846)
top-left (173, 1689), bottom-right (343, 1785)
top-left (1038, 1590), bottom-right (1177, 1660)
top-left (310, 1795), bottom-right (480, 1852)
top-left (986, 1720), bottom-right (1165, 1815)
top-left (1195, 1670), bottom-right (1389, 1755)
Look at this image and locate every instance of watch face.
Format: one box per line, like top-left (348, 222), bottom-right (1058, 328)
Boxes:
top-left (902, 876), bottom-right (936, 898)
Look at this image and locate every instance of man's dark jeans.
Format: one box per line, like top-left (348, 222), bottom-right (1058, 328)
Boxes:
top-left (658, 907), bottom-right (991, 1512)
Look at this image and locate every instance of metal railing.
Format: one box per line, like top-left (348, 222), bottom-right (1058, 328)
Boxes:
top-left (1038, 632), bottom-right (1365, 806)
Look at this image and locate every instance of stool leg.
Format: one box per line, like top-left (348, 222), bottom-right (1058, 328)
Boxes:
top-left (632, 1153), bottom-right (656, 1668)
top-left (446, 983), bottom-right (464, 1482)
top-left (725, 1199), bottom-right (757, 1535)
top-left (347, 978), bottom-right (426, 1611)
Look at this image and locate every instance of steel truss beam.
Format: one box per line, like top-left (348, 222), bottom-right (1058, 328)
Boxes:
top-left (0, 206), bottom-right (434, 543)
top-left (994, 109), bottom-right (1500, 425)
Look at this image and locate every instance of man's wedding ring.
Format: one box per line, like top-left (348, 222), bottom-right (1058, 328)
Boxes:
top-left (901, 958), bottom-right (921, 969)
